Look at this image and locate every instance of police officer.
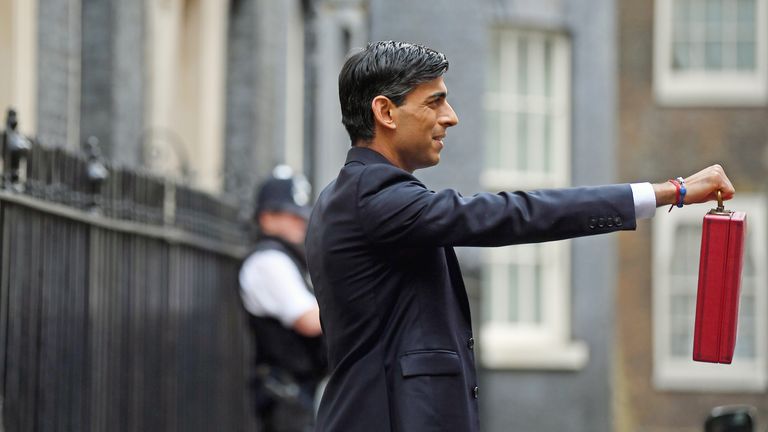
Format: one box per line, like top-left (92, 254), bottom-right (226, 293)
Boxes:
top-left (239, 165), bottom-right (326, 432)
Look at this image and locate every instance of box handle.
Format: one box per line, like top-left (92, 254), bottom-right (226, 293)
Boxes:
top-left (708, 190), bottom-right (733, 216)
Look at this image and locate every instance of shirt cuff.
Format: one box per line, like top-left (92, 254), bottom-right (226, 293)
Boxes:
top-left (631, 182), bottom-right (657, 219)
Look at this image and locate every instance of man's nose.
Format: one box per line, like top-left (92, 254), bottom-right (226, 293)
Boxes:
top-left (439, 102), bottom-right (459, 127)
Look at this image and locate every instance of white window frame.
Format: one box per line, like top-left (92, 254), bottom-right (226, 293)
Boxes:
top-left (654, 0), bottom-right (768, 106)
top-left (481, 241), bottom-right (587, 370)
top-left (480, 28), bottom-right (586, 370)
top-left (481, 29), bottom-right (571, 191)
top-left (653, 194), bottom-right (768, 392)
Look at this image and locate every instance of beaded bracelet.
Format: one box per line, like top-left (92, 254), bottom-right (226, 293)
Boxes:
top-left (675, 176), bottom-right (687, 208)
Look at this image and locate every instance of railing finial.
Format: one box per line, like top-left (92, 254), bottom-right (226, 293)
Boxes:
top-left (3, 107), bottom-right (31, 190)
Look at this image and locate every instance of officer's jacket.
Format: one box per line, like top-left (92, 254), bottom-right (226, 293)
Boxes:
top-left (246, 237), bottom-right (326, 381)
top-left (305, 147), bottom-right (636, 432)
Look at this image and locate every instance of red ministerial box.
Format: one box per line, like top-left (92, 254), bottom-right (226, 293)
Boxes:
top-left (693, 209), bottom-right (747, 364)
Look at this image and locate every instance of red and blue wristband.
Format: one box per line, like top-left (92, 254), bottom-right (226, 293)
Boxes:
top-left (667, 177), bottom-right (687, 212)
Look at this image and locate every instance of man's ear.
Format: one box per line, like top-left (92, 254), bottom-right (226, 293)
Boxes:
top-left (371, 95), bottom-right (397, 131)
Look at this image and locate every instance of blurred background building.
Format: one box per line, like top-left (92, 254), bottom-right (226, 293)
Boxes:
top-left (617, 0), bottom-right (768, 431)
top-left (0, 0), bottom-right (766, 430)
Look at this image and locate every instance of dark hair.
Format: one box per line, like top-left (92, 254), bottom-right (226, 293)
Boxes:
top-left (338, 41), bottom-right (449, 144)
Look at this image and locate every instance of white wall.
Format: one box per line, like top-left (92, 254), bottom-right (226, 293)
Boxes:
top-left (0, 0), bottom-right (38, 135)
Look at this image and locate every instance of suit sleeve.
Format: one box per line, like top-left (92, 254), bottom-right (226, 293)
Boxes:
top-left (356, 164), bottom-right (636, 247)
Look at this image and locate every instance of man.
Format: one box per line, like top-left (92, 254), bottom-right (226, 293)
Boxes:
top-left (239, 165), bottom-right (326, 432)
top-left (305, 41), bottom-right (734, 432)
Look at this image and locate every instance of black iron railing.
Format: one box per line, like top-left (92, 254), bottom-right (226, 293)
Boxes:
top-left (0, 109), bottom-right (257, 431)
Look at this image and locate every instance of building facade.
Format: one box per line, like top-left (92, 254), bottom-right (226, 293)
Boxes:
top-left (617, 0), bottom-right (768, 430)
top-left (5, 0), bottom-right (764, 430)
top-left (0, 0), bottom-right (341, 202)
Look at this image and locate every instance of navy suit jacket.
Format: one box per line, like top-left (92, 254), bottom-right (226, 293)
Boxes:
top-left (305, 147), bottom-right (636, 432)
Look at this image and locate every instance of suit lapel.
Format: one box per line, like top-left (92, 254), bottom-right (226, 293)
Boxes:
top-left (443, 247), bottom-right (472, 326)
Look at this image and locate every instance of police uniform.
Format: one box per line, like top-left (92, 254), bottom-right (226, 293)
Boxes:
top-left (240, 168), bottom-right (326, 432)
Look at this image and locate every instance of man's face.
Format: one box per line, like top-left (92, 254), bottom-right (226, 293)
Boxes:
top-left (259, 211), bottom-right (308, 245)
top-left (389, 76), bottom-right (459, 172)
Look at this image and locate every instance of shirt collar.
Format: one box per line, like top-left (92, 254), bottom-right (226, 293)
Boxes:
top-left (344, 146), bottom-right (394, 167)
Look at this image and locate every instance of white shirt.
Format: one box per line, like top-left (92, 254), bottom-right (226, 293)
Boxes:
top-left (631, 182), bottom-right (657, 219)
top-left (239, 249), bottom-right (318, 328)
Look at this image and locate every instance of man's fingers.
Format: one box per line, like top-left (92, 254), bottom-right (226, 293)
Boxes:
top-left (683, 164), bottom-right (735, 205)
top-left (709, 165), bottom-right (735, 200)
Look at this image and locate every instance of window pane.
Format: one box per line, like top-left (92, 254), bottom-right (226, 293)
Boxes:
top-left (674, 0), bottom-right (692, 23)
top-left (690, 0), bottom-right (707, 22)
top-left (737, 21), bottom-right (755, 43)
top-left (481, 265), bottom-right (494, 321)
top-left (518, 37), bottom-right (529, 96)
top-left (671, 224), bottom-right (701, 275)
top-left (689, 39), bottom-right (705, 68)
top-left (488, 33), bottom-right (501, 93)
top-left (670, 292), bottom-right (695, 357)
top-left (706, 0), bottom-right (722, 22)
top-left (705, 42), bottom-right (723, 69)
top-left (533, 264), bottom-right (542, 324)
top-left (673, 42), bottom-right (692, 69)
top-left (507, 264), bottom-right (519, 322)
top-left (485, 110), bottom-right (501, 170)
top-left (705, 20), bottom-right (722, 44)
top-left (705, 0), bottom-right (722, 45)
top-left (737, 0), bottom-right (756, 24)
top-left (543, 39), bottom-right (553, 97)
top-left (743, 245), bottom-right (755, 275)
top-left (673, 23), bottom-right (689, 43)
top-left (735, 293), bottom-right (755, 357)
top-left (517, 112), bottom-right (528, 171)
top-left (737, 42), bottom-right (756, 69)
top-left (543, 115), bottom-right (552, 172)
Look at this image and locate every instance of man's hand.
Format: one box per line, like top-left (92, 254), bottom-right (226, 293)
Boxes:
top-left (652, 164), bottom-right (735, 207)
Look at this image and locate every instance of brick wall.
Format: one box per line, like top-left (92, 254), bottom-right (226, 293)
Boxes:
top-left (616, 0), bottom-right (768, 430)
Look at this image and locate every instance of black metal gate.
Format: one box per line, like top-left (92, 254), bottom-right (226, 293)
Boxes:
top-left (0, 115), bottom-right (257, 431)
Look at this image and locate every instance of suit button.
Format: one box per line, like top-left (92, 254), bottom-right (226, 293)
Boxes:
top-left (588, 217), bottom-right (597, 229)
top-left (468, 337), bottom-right (475, 350)
top-left (472, 386), bottom-right (479, 399)
top-left (615, 216), bottom-right (622, 226)
top-left (606, 217), bottom-right (614, 227)
top-left (597, 217), bottom-right (605, 228)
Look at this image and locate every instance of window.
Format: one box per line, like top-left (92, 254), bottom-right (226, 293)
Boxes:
top-left (653, 195), bottom-right (767, 391)
top-left (483, 28), bottom-right (570, 191)
top-left (654, 0), bottom-right (768, 105)
top-left (480, 29), bottom-right (585, 370)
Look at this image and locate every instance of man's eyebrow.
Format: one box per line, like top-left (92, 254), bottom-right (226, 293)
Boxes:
top-left (426, 91), bottom-right (447, 102)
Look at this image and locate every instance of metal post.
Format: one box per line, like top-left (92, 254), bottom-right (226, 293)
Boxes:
top-left (84, 136), bottom-right (108, 212)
